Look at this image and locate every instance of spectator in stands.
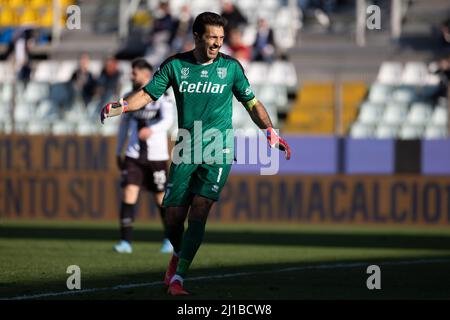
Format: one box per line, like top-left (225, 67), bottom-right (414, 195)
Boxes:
top-left (429, 55), bottom-right (450, 100)
top-left (227, 28), bottom-right (252, 64)
top-left (297, 0), bottom-right (332, 29)
top-left (221, 1), bottom-right (248, 40)
top-left (150, 1), bottom-right (177, 46)
top-left (97, 56), bottom-right (122, 111)
top-left (170, 4), bottom-right (194, 53)
top-left (440, 17), bottom-right (450, 46)
top-left (3, 27), bottom-right (36, 86)
top-left (252, 18), bottom-right (276, 62)
top-left (69, 53), bottom-right (97, 107)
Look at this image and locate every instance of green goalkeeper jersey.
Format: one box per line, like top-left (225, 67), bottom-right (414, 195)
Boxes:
top-left (143, 50), bottom-right (255, 164)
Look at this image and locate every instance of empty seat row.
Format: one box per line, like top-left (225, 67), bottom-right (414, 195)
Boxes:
top-left (377, 61), bottom-right (441, 86)
top-left (357, 101), bottom-right (447, 127)
top-left (350, 122), bottom-right (448, 139)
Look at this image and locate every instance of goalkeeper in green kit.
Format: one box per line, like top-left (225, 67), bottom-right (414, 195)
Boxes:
top-left (100, 12), bottom-right (291, 296)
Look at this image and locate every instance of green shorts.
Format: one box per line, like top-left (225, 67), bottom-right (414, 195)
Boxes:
top-left (162, 162), bottom-right (232, 207)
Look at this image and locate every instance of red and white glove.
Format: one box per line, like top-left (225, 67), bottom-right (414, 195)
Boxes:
top-left (266, 127), bottom-right (291, 160)
top-left (100, 98), bottom-right (128, 124)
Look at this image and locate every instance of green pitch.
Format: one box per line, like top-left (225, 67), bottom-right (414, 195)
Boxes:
top-left (1, 220), bottom-right (450, 300)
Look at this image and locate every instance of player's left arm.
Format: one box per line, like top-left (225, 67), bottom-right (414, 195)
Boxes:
top-left (232, 60), bottom-right (291, 160)
top-left (245, 98), bottom-right (291, 160)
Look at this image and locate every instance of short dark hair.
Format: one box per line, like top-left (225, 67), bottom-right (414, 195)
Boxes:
top-left (131, 58), bottom-right (153, 72)
top-left (192, 12), bottom-right (226, 37)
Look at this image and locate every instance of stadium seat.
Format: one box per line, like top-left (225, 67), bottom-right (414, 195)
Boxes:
top-left (23, 82), bottom-right (50, 104)
top-left (27, 121), bottom-right (50, 134)
top-left (88, 60), bottom-right (103, 77)
top-left (247, 62), bottom-right (269, 86)
top-left (76, 122), bottom-right (98, 135)
top-left (406, 102), bottom-right (432, 126)
top-left (257, 84), bottom-right (280, 107)
top-left (357, 102), bottom-right (384, 125)
top-left (34, 61), bottom-right (59, 82)
top-left (424, 125), bottom-right (448, 139)
top-left (349, 122), bottom-right (374, 138)
top-left (401, 62), bottom-right (428, 86)
top-left (38, 7), bottom-right (53, 28)
top-left (377, 61), bottom-right (403, 85)
top-left (426, 73), bottom-right (441, 86)
top-left (0, 119), bottom-right (12, 134)
top-left (368, 83), bottom-right (393, 104)
top-left (381, 102), bottom-right (408, 126)
top-left (14, 102), bottom-right (34, 122)
top-left (241, 25), bottom-right (257, 47)
top-left (1, 82), bottom-right (13, 101)
top-left (269, 61), bottom-right (298, 90)
top-left (18, 7), bottom-right (38, 25)
top-left (14, 121), bottom-right (29, 134)
top-left (118, 60), bottom-right (132, 81)
top-left (8, 0), bottom-right (25, 9)
top-left (63, 100), bottom-right (89, 123)
top-left (430, 106), bottom-right (448, 126)
top-left (36, 99), bottom-right (60, 120)
top-left (375, 123), bottom-right (398, 139)
top-left (273, 6), bottom-right (301, 49)
top-left (56, 60), bottom-right (77, 82)
top-left (398, 124), bottom-right (424, 140)
top-left (0, 7), bottom-right (17, 26)
top-left (273, 85), bottom-right (289, 110)
top-left (52, 121), bottom-right (75, 135)
top-left (120, 83), bottom-right (133, 97)
top-left (391, 86), bottom-right (416, 104)
top-left (0, 63), bottom-right (15, 82)
top-left (232, 98), bottom-right (247, 129)
top-left (29, 0), bottom-right (52, 9)
top-left (99, 116), bottom-right (120, 136)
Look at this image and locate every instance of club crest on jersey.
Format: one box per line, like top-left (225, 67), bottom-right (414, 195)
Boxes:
top-left (181, 67), bottom-right (190, 79)
top-left (217, 67), bottom-right (227, 79)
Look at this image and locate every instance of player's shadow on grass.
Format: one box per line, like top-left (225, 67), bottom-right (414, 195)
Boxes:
top-left (2, 254), bottom-right (450, 300)
top-left (2, 225), bottom-right (450, 251)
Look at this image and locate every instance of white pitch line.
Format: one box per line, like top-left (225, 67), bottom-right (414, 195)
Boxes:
top-left (3, 258), bottom-right (449, 300)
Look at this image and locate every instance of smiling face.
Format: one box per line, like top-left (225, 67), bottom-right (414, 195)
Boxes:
top-left (194, 24), bottom-right (224, 64)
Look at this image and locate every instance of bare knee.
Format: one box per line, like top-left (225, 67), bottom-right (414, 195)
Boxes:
top-left (123, 185), bottom-right (140, 204)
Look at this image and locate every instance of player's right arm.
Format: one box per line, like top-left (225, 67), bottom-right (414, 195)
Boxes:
top-left (100, 57), bottom-right (173, 124)
top-left (100, 89), bottom-right (153, 124)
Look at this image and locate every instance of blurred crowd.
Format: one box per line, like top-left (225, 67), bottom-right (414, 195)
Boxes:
top-left (429, 54), bottom-right (450, 100)
top-left (68, 54), bottom-right (122, 109)
top-left (124, 0), bottom-right (281, 66)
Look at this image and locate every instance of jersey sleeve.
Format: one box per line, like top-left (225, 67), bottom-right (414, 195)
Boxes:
top-left (143, 60), bottom-right (173, 101)
top-left (232, 61), bottom-right (255, 105)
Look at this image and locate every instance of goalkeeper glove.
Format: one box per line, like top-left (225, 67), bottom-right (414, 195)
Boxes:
top-left (100, 98), bottom-right (128, 124)
top-left (266, 127), bottom-right (291, 160)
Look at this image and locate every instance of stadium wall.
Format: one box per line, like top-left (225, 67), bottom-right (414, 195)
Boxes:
top-left (0, 135), bottom-right (449, 225)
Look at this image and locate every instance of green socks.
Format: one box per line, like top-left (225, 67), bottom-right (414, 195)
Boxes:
top-left (176, 220), bottom-right (206, 278)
